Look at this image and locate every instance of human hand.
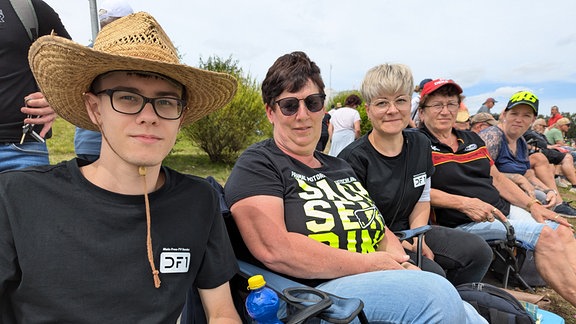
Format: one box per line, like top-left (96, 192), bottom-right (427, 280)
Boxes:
top-left (531, 204), bottom-right (573, 228)
top-left (21, 92), bottom-right (57, 138)
top-left (421, 242), bottom-right (435, 261)
top-left (461, 197), bottom-right (506, 223)
top-left (401, 262), bottom-right (421, 271)
top-left (369, 251), bottom-right (411, 271)
top-left (542, 190), bottom-right (557, 208)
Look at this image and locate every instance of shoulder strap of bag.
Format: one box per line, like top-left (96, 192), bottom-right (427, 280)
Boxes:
top-left (9, 0), bottom-right (39, 41)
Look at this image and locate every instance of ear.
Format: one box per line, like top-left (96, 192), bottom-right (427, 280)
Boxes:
top-left (265, 104), bottom-right (274, 124)
top-left (84, 92), bottom-right (102, 127)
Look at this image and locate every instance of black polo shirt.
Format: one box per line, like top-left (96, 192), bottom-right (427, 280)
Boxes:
top-left (420, 126), bottom-right (510, 227)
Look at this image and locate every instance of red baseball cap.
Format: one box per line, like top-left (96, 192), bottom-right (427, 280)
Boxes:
top-left (420, 79), bottom-right (463, 98)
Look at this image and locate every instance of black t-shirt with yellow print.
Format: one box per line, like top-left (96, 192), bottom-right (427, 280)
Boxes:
top-left (224, 139), bottom-right (386, 285)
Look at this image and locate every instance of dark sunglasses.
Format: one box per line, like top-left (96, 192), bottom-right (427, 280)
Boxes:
top-left (273, 93), bottom-right (326, 116)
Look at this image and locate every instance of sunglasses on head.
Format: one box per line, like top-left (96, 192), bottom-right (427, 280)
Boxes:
top-left (273, 93), bottom-right (326, 116)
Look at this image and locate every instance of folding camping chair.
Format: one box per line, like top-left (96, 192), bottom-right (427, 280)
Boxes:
top-left (487, 219), bottom-right (537, 293)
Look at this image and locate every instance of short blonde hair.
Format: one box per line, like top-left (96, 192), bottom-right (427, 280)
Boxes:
top-left (360, 64), bottom-right (413, 104)
top-left (531, 118), bottom-right (547, 130)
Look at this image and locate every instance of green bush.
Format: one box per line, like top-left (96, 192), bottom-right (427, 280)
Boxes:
top-left (181, 56), bottom-right (270, 163)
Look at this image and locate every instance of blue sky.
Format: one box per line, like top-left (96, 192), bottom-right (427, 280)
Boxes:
top-left (44, 0), bottom-right (576, 116)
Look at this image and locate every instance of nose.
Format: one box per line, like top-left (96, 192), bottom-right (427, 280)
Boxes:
top-left (294, 101), bottom-right (310, 118)
top-left (137, 102), bottom-right (159, 122)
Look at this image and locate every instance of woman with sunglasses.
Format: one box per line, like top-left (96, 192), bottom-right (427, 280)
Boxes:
top-left (224, 51), bottom-right (486, 323)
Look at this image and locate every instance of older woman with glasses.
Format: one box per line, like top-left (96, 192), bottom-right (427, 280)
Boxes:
top-left (418, 81), bottom-right (576, 307)
top-left (224, 52), bottom-right (486, 323)
top-left (339, 64), bottom-right (492, 286)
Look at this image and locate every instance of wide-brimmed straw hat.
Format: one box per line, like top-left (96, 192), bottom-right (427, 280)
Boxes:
top-left (28, 12), bottom-right (237, 131)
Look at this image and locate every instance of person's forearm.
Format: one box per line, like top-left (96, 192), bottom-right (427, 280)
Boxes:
top-left (255, 231), bottom-right (397, 279)
top-left (491, 169), bottom-right (533, 209)
top-left (430, 188), bottom-right (467, 210)
top-left (408, 202), bottom-right (430, 229)
top-left (502, 172), bottom-right (525, 186)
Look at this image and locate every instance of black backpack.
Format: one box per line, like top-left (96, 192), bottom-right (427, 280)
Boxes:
top-left (457, 283), bottom-right (535, 324)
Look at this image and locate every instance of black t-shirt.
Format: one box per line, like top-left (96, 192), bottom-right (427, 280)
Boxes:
top-left (0, 0), bottom-right (71, 142)
top-left (338, 129), bottom-right (434, 232)
top-left (419, 126), bottom-right (510, 227)
top-left (0, 159), bottom-right (237, 323)
top-left (523, 129), bottom-right (549, 150)
top-left (224, 139), bottom-right (386, 286)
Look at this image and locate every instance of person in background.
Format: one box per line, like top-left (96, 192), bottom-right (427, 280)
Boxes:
top-left (0, 0), bottom-right (71, 171)
top-left (339, 63), bottom-right (492, 286)
top-left (454, 104), bottom-right (470, 130)
top-left (225, 51), bottom-right (486, 323)
top-left (410, 78), bottom-right (432, 128)
top-left (316, 106), bottom-right (331, 151)
top-left (477, 97), bottom-right (497, 114)
top-left (0, 12), bottom-right (240, 322)
top-left (418, 82), bottom-right (576, 307)
top-left (470, 112), bottom-right (498, 133)
top-left (524, 118), bottom-right (576, 196)
top-left (547, 105), bottom-right (562, 128)
top-left (328, 94), bottom-right (361, 156)
top-left (74, 0), bottom-right (134, 162)
top-left (546, 117), bottom-right (575, 151)
top-left (478, 91), bottom-right (576, 217)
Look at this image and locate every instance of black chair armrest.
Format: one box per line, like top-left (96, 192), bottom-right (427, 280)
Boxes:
top-left (394, 225), bottom-right (432, 268)
top-left (394, 225), bottom-right (432, 241)
top-left (238, 260), bottom-right (367, 323)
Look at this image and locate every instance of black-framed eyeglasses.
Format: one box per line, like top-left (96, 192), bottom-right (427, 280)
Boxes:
top-left (273, 93), bottom-right (326, 116)
top-left (95, 89), bottom-right (186, 120)
top-left (424, 101), bottom-right (460, 113)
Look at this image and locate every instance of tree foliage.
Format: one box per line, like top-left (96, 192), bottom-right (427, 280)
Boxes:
top-left (181, 56), bottom-right (269, 163)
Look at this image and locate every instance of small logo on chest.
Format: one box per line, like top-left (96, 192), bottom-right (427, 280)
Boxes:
top-left (160, 249), bottom-right (191, 273)
top-left (413, 172), bottom-right (426, 188)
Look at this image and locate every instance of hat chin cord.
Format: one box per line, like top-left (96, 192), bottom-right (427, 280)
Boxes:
top-left (100, 126), bottom-right (161, 288)
top-left (138, 166), bottom-right (161, 288)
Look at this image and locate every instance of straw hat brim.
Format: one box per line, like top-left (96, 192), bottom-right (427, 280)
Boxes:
top-left (29, 35), bottom-right (237, 131)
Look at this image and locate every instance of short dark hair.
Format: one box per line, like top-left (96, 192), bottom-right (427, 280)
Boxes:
top-left (261, 51), bottom-right (325, 107)
top-left (344, 94), bottom-right (362, 107)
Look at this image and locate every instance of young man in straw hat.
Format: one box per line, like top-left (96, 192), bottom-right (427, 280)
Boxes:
top-left (0, 12), bottom-right (241, 323)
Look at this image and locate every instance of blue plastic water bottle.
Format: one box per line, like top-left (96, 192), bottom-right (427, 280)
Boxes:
top-left (245, 275), bottom-right (282, 324)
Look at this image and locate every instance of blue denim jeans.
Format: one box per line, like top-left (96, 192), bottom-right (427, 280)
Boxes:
top-left (314, 270), bottom-right (486, 323)
top-left (456, 205), bottom-right (560, 250)
top-left (0, 142), bottom-right (49, 172)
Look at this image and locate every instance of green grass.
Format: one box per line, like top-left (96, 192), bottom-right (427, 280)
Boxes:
top-left (47, 118), bottom-right (234, 183)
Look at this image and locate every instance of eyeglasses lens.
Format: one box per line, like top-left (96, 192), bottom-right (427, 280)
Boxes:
top-left (277, 94), bottom-right (325, 116)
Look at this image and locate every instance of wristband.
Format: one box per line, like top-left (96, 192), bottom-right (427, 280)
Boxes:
top-left (526, 199), bottom-right (542, 211)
